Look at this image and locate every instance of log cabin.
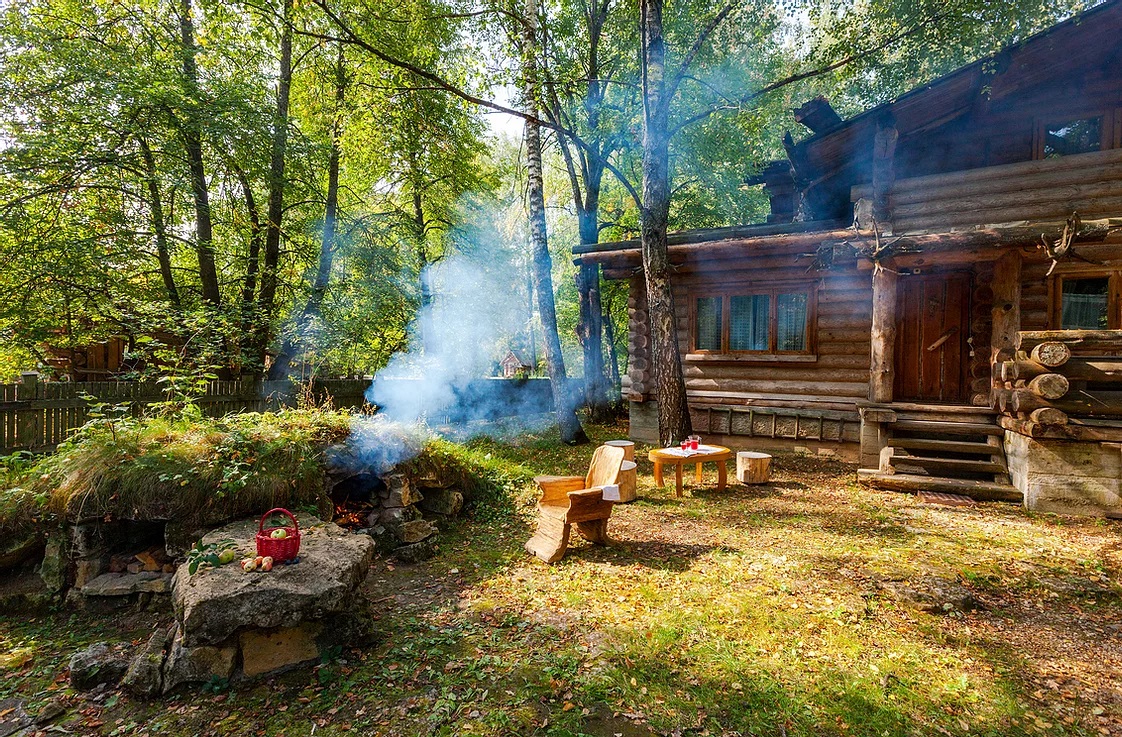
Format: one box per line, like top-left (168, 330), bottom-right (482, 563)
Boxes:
top-left (576, 1), bottom-right (1122, 517)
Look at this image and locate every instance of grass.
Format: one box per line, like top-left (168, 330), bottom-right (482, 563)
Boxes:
top-left (0, 409), bottom-right (515, 536)
top-left (0, 419), bottom-right (1119, 736)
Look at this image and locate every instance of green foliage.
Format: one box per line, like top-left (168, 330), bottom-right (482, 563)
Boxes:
top-left (184, 538), bottom-right (238, 575)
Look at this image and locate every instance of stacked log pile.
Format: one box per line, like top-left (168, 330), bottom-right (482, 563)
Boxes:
top-left (993, 330), bottom-right (1122, 427)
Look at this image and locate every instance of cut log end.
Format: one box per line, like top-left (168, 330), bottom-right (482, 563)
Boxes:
top-left (1028, 407), bottom-right (1069, 425)
top-left (1029, 341), bottom-right (1072, 367)
top-left (1027, 372), bottom-right (1070, 399)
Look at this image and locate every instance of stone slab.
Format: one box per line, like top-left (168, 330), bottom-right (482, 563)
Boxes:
top-left (82, 572), bottom-right (172, 597)
top-left (162, 630), bottom-right (237, 693)
top-left (172, 514), bottom-right (374, 647)
top-left (239, 624), bottom-right (321, 678)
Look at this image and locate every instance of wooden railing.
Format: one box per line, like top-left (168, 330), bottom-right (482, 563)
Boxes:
top-left (993, 330), bottom-right (1122, 426)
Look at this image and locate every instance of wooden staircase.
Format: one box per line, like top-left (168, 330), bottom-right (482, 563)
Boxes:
top-left (857, 405), bottom-right (1022, 502)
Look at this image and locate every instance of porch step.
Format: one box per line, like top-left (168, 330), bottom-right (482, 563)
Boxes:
top-left (892, 420), bottom-right (1004, 437)
top-left (888, 453), bottom-right (1007, 475)
top-left (857, 470), bottom-right (1021, 503)
top-left (887, 438), bottom-right (997, 454)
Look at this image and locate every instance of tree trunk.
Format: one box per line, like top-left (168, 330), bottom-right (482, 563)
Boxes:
top-left (138, 137), bottom-right (180, 306)
top-left (254, 0), bottom-right (294, 373)
top-left (269, 46), bottom-right (345, 380)
top-left (576, 207), bottom-right (610, 422)
top-left (523, 0), bottom-right (588, 445)
top-left (412, 169), bottom-right (437, 358)
top-left (640, 0), bottom-right (690, 445)
top-left (178, 0), bottom-right (221, 306)
top-left (231, 161), bottom-right (263, 341)
top-left (603, 305), bottom-right (621, 404)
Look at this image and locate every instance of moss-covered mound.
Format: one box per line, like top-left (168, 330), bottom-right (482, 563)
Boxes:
top-left (0, 409), bottom-right (528, 541)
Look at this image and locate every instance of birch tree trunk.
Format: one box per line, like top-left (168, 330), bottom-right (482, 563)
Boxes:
top-left (524, 0), bottom-right (588, 445)
top-left (640, 0), bottom-right (691, 445)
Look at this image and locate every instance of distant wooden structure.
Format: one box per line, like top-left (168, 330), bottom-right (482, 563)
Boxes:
top-left (44, 338), bottom-right (128, 381)
top-left (575, 2), bottom-right (1122, 516)
top-left (499, 350), bottom-right (533, 378)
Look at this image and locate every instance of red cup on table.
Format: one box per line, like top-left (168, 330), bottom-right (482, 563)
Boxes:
top-left (680, 439), bottom-right (689, 451)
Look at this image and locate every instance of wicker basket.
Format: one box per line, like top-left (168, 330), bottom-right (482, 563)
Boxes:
top-left (255, 508), bottom-right (301, 562)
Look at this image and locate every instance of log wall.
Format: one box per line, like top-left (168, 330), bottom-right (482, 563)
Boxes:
top-left (625, 237), bottom-right (869, 448)
top-left (853, 148), bottom-right (1122, 234)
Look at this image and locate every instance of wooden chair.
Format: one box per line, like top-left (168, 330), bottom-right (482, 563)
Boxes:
top-left (524, 445), bottom-right (625, 563)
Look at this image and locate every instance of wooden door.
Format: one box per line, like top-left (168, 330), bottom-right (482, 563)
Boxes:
top-left (894, 272), bottom-right (971, 403)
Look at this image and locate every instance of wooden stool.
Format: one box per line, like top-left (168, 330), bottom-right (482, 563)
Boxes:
top-left (604, 440), bottom-right (635, 462)
top-left (618, 460), bottom-right (638, 502)
top-left (736, 452), bottom-right (772, 484)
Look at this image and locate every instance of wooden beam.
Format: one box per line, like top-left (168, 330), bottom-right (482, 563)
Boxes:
top-left (872, 123), bottom-right (898, 226)
top-left (579, 218), bottom-right (1122, 268)
top-left (990, 250), bottom-right (1022, 391)
top-left (1017, 330), bottom-right (1122, 352)
top-left (869, 263), bottom-right (897, 403)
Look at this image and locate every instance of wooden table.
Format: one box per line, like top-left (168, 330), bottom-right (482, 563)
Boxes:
top-left (648, 445), bottom-right (733, 498)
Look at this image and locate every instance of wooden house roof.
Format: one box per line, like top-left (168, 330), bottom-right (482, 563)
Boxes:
top-left (578, 0), bottom-right (1122, 265)
top-left (794, 0), bottom-right (1122, 215)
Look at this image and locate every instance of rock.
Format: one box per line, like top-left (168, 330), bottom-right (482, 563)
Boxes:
top-left (69, 643), bottom-right (128, 691)
top-left (396, 519), bottom-right (436, 545)
top-left (419, 488), bottom-right (464, 517)
top-left (82, 572), bottom-right (172, 597)
top-left (136, 551), bottom-right (160, 572)
top-left (34, 698), bottom-right (67, 725)
top-left (122, 625), bottom-right (174, 699)
top-left (173, 514), bottom-right (374, 647)
top-left (0, 533), bottom-right (44, 571)
top-left (417, 473), bottom-right (456, 490)
top-left (39, 533), bottom-right (67, 594)
top-left (240, 624), bottom-right (321, 678)
top-left (0, 698), bottom-right (30, 737)
top-left (74, 558), bottom-right (108, 589)
top-left (378, 506), bottom-right (418, 528)
top-left (127, 563), bottom-right (143, 575)
top-left (393, 537), bottom-right (438, 564)
top-left (367, 525), bottom-right (398, 554)
top-left (161, 631), bottom-right (237, 693)
top-left (69, 523), bottom-right (106, 559)
top-left (383, 475), bottom-right (422, 508)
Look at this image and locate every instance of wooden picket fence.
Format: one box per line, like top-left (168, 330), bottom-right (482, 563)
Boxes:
top-left (0, 374), bottom-right (371, 455)
top-left (0, 374), bottom-right (565, 455)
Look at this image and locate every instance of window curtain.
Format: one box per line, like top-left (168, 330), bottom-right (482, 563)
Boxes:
top-left (1061, 293), bottom-right (1108, 329)
top-left (696, 297), bottom-right (722, 350)
top-left (777, 293), bottom-right (808, 351)
top-left (730, 295), bottom-right (769, 350)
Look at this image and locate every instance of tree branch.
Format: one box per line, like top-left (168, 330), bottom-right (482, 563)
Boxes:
top-left (671, 10), bottom-right (951, 135)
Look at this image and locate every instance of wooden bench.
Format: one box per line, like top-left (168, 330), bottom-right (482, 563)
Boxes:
top-left (524, 445), bottom-right (625, 563)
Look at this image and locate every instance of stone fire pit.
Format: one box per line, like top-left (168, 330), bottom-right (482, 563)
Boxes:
top-left (124, 513), bottom-right (375, 696)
